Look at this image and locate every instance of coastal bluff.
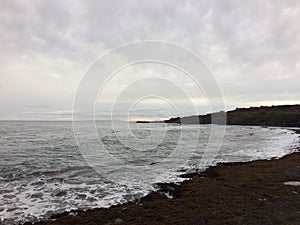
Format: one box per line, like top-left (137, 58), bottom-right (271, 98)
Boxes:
top-left (163, 104), bottom-right (300, 127)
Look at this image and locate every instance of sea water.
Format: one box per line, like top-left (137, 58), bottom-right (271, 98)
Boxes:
top-left (0, 121), bottom-right (299, 224)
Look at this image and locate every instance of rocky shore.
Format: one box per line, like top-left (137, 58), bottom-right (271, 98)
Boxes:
top-left (27, 148), bottom-right (300, 225)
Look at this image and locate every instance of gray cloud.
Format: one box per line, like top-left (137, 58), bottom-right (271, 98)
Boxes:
top-left (0, 0), bottom-right (299, 120)
top-left (25, 104), bottom-right (50, 109)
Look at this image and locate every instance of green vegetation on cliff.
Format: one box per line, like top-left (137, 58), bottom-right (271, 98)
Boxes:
top-left (164, 105), bottom-right (300, 127)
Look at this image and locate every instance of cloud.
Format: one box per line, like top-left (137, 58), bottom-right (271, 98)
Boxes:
top-left (0, 0), bottom-right (299, 120)
top-left (25, 104), bottom-right (50, 109)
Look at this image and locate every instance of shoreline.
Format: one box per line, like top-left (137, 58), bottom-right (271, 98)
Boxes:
top-left (27, 147), bottom-right (300, 224)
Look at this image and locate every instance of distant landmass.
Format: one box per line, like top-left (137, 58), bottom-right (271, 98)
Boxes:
top-left (137, 105), bottom-right (300, 127)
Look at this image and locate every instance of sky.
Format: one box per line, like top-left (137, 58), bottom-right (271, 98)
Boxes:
top-left (0, 0), bottom-right (300, 121)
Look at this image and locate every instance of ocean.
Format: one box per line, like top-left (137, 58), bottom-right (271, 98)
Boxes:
top-left (0, 121), bottom-right (299, 224)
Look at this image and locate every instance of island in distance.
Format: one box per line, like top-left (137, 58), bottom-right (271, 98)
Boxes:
top-left (136, 104), bottom-right (300, 127)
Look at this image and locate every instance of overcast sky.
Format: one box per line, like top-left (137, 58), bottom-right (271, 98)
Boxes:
top-left (0, 0), bottom-right (299, 120)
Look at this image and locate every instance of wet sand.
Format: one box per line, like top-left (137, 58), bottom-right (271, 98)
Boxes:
top-left (27, 148), bottom-right (300, 225)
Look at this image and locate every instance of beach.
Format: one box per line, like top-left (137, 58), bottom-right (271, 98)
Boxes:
top-left (2, 0), bottom-right (300, 224)
top-left (27, 143), bottom-right (300, 224)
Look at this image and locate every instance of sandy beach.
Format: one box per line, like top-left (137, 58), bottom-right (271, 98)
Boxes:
top-left (27, 140), bottom-right (300, 225)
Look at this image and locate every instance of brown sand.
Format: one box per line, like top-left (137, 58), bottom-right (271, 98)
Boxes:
top-left (26, 149), bottom-right (300, 225)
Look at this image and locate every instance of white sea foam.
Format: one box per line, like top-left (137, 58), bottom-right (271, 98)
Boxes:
top-left (284, 181), bottom-right (300, 186)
